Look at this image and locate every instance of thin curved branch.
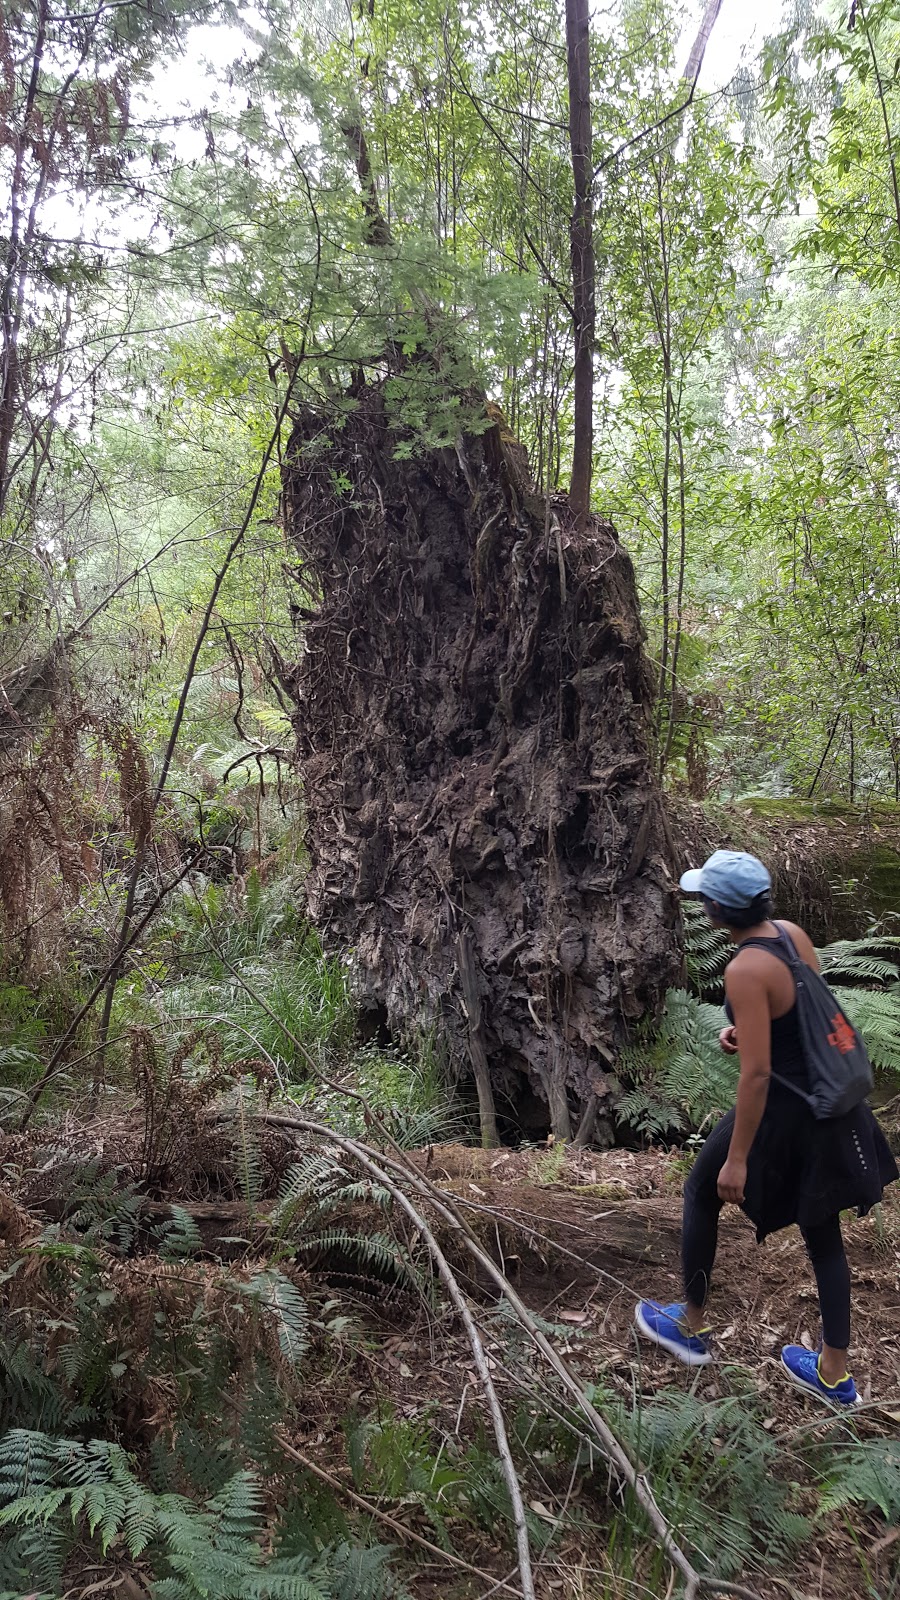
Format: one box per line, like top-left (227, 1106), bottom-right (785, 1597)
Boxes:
top-left (256, 1112), bottom-right (764, 1600)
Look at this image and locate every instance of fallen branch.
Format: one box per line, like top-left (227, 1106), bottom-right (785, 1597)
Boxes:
top-left (361, 1139), bottom-right (713, 1598)
top-left (279, 1436), bottom-right (524, 1597)
top-left (259, 1111), bottom-right (764, 1600)
top-left (243, 1113), bottom-right (534, 1595)
top-left (201, 968), bottom-right (752, 1598)
top-left (195, 969), bottom-right (755, 1597)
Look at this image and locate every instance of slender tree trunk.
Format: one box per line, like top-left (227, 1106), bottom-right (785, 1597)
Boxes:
top-left (0, 0), bottom-right (48, 513)
top-left (681, 0), bottom-right (726, 86)
top-left (94, 382), bottom-right (299, 1056)
top-left (856, 2), bottom-right (900, 245)
top-left (656, 367), bottom-right (673, 722)
top-left (565, 0), bottom-right (594, 529)
top-left (660, 420), bottom-right (688, 775)
top-left (807, 713), bottom-right (841, 799)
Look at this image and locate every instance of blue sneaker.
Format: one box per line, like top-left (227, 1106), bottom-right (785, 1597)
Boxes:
top-left (780, 1346), bottom-right (860, 1407)
top-left (634, 1301), bottom-right (712, 1367)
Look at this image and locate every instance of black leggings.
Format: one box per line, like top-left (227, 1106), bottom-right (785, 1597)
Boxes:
top-left (682, 1177), bottom-right (851, 1351)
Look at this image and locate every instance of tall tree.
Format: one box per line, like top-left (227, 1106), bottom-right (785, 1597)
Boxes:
top-left (565, 0), bottom-right (594, 528)
top-left (0, 0), bottom-right (211, 521)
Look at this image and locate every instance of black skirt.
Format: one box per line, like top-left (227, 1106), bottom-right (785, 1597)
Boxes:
top-left (687, 1084), bottom-right (899, 1241)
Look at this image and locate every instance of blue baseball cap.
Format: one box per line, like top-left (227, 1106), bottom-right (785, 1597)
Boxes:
top-left (679, 850), bottom-right (771, 909)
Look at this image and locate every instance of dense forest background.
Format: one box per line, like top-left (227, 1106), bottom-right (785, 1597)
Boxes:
top-left (2, 1), bottom-right (900, 1597)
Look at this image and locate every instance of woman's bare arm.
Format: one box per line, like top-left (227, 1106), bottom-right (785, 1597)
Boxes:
top-left (718, 956), bottom-right (773, 1202)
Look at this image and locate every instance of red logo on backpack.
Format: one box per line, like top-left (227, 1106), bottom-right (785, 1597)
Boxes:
top-left (827, 1013), bottom-right (857, 1055)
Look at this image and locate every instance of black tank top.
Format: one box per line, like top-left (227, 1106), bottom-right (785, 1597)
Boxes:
top-left (724, 932), bottom-right (809, 1091)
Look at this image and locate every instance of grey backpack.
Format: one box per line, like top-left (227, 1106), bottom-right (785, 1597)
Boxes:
top-left (745, 923), bottom-right (874, 1119)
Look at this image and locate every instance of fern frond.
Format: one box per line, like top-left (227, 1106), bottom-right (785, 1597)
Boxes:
top-left (682, 903), bottom-right (730, 994)
top-left (234, 1082), bottom-right (265, 1210)
top-left (329, 1180), bottom-right (393, 1212)
top-left (619, 989), bottom-right (737, 1135)
top-left (68, 1166), bottom-right (144, 1252)
top-left (156, 1206), bottom-right (205, 1259)
top-left (818, 1439), bottom-right (900, 1521)
top-left (297, 1229), bottom-right (423, 1293)
top-left (240, 1269), bottom-right (310, 1368)
top-left (323, 1540), bottom-right (409, 1600)
top-left (273, 1153), bottom-right (348, 1231)
top-left (819, 950), bottom-right (900, 984)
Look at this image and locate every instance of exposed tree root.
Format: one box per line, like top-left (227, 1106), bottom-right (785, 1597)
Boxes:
top-left (281, 381), bottom-right (678, 1140)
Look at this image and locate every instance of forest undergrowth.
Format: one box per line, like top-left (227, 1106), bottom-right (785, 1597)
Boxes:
top-left (6, 0), bottom-right (900, 1592)
top-left (1, 875), bottom-right (899, 1600)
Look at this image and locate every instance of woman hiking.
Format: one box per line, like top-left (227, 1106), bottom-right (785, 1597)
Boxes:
top-left (636, 850), bottom-right (898, 1405)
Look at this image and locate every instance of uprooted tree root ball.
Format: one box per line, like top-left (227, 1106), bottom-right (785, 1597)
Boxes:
top-left (280, 382), bottom-right (679, 1143)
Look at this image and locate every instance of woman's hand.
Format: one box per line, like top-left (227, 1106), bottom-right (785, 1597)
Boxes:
top-left (719, 1025), bottom-right (739, 1055)
top-left (717, 1155), bottom-right (747, 1205)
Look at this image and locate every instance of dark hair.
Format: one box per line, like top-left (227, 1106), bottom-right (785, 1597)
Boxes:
top-left (702, 891), bottom-right (773, 930)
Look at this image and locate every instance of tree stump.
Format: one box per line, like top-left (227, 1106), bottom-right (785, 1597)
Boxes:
top-left (281, 380), bottom-right (678, 1142)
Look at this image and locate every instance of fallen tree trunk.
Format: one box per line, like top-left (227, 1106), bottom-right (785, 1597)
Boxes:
top-left (670, 795), bottom-right (900, 943)
top-left (281, 381), bottom-right (678, 1142)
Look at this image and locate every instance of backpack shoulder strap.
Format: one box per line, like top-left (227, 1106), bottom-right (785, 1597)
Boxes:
top-left (735, 922), bottom-right (815, 1108)
top-left (772, 921), bottom-right (803, 962)
top-left (731, 923), bottom-right (798, 968)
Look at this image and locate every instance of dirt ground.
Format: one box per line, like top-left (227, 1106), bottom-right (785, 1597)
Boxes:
top-left (414, 1141), bottom-right (900, 1406)
top-left (4, 1123), bottom-right (898, 1599)
top-left (389, 1141), bottom-right (900, 1600)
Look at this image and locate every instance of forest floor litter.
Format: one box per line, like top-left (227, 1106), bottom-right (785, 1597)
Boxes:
top-left (2, 1117), bottom-right (897, 1600)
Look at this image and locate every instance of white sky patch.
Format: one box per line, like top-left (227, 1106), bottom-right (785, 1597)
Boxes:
top-left (679, 0), bottom-right (787, 87)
